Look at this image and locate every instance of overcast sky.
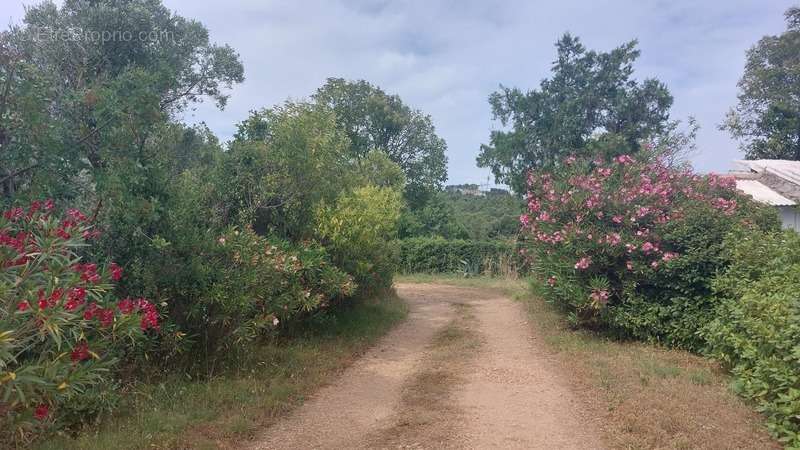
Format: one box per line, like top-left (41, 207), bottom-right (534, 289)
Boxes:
top-left (4, 1), bottom-right (796, 185)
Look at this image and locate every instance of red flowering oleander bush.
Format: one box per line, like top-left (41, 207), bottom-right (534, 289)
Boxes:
top-left (522, 151), bottom-right (778, 350)
top-left (0, 201), bottom-right (158, 441)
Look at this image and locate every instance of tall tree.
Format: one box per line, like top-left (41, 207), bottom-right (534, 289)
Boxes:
top-left (478, 34), bottom-right (673, 193)
top-left (312, 78), bottom-right (448, 208)
top-left (722, 7), bottom-right (800, 160)
top-left (0, 0), bottom-right (244, 199)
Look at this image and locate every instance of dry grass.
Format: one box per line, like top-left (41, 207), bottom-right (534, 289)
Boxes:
top-left (401, 274), bottom-right (779, 450)
top-left (523, 289), bottom-right (778, 450)
top-left (366, 302), bottom-right (482, 448)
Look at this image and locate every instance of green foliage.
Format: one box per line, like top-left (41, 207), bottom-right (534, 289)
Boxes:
top-left (312, 78), bottom-right (448, 208)
top-left (1, 0), bottom-right (243, 200)
top-left (355, 151), bottom-right (407, 191)
top-left (0, 38), bottom-right (74, 200)
top-left (190, 227), bottom-right (355, 355)
top-left (316, 186), bottom-right (403, 292)
top-left (704, 230), bottom-right (800, 446)
top-left (441, 189), bottom-right (523, 240)
top-left (478, 34), bottom-right (673, 193)
top-left (610, 203), bottom-right (775, 349)
top-left (0, 203), bottom-right (157, 444)
top-left (397, 237), bottom-right (516, 275)
top-left (398, 188), bottom-right (523, 241)
top-left (399, 193), bottom-right (470, 240)
top-left (722, 7), bottom-right (800, 160)
top-left (228, 101), bottom-right (355, 238)
top-left (525, 150), bottom-right (779, 351)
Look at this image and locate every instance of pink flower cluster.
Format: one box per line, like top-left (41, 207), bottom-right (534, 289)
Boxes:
top-left (524, 150), bottom-right (746, 308)
top-left (589, 289), bottom-right (610, 306)
top-left (574, 257), bottom-right (591, 270)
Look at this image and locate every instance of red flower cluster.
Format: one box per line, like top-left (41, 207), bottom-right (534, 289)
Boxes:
top-left (0, 231), bottom-right (32, 267)
top-left (74, 263), bottom-right (101, 283)
top-left (109, 262), bottom-right (123, 281)
top-left (36, 288), bottom-right (65, 310)
top-left (83, 302), bottom-right (114, 327)
top-left (64, 287), bottom-right (87, 311)
top-left (33, 404), bottom-right (49, 421)
top-left (116, 297), bottom-right (159, 330)
top-left (70, 341), bottom-right (90, 362)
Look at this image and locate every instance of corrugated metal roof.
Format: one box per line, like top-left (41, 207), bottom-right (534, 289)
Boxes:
top-left (735, 179), bottom-right (797, 206)
top-left (733, 160), bottom-right (800, 185)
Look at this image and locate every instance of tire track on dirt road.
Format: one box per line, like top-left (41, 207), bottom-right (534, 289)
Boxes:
top-left (249, 283), bottom-right (603, 449)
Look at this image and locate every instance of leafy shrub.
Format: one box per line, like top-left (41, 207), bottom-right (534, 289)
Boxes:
top-left (136, 223), bottom-right (355, 364)
top-left (0, 202), bottom-right (158, 442)
top-left (316, 185), bottom-right (403, 292)
top-left (523, 151), bottom-right (778, 350)
top-left (227, 101), bottom-right (356, 239)
top-left (398, 237), bottom-right (517, 275)
top-left (704, 230), bottom-right (800, 446)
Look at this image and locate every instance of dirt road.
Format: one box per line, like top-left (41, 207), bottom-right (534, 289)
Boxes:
top-left (249, 283), bottom-right (604, 449)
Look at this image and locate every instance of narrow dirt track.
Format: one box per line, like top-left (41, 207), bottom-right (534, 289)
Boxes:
top-left (249, 283), bottom-right (604, 449)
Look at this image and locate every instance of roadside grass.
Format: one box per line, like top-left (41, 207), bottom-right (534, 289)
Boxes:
top-left (401, 274), bottom-right (778, 449)
top-left (35, 292), bottom-right (408, 450)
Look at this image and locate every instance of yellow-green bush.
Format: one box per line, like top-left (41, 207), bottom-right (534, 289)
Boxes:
top-left (316, 185), bottom-right (403, 292)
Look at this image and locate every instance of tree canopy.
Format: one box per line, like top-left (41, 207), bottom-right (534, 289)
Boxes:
top-left (312, 78), bottom-right (448, 207)
top-left (722, 7), bottom-right (800, 160)
top-left (0, 0), bottom-right (244, 199)
top-left (477, 33), bottom-right (673, 193)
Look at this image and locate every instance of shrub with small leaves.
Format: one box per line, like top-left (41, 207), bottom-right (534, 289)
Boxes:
top-left (192, 226), bottom-right (355, 354)
top-left (316, 185), bottom-right (403, 292)
top-left (522, 149), bottom-right (778, 349)
top-left (0, 201), bottom-right (158, 442)
top-left (704, 229), bottom-right (800, 446)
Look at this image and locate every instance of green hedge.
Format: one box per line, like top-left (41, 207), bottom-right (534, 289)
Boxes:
top-left (703, 229), bottom-right (800, 446)
top-left (397, 237), bottom-right (517, 274)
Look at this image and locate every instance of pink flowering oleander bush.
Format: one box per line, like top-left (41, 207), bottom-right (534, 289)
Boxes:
top-left (522, 150), bottom-right (779, 350)
top-left (0, 201), bottom-right (159, 442)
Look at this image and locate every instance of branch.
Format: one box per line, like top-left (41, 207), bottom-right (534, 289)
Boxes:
top-left (90, 199), bottom-right (103, 223)
top-left (159, 76), bottom-right (207, 111)
top-left (75, 115), bottom-right (116, 146)
top-left (0, 163), bottom-right (39, 184)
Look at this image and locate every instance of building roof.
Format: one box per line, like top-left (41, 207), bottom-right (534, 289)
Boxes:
top-left (733, 160), bottom-right (800, 185)
top-left (731, 159), bottom-right (800, 205)
top-left (735, 179), bottom-right (796, 206)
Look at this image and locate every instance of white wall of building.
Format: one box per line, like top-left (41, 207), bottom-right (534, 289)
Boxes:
top-left (778, 206), bottom-right (800, 232)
